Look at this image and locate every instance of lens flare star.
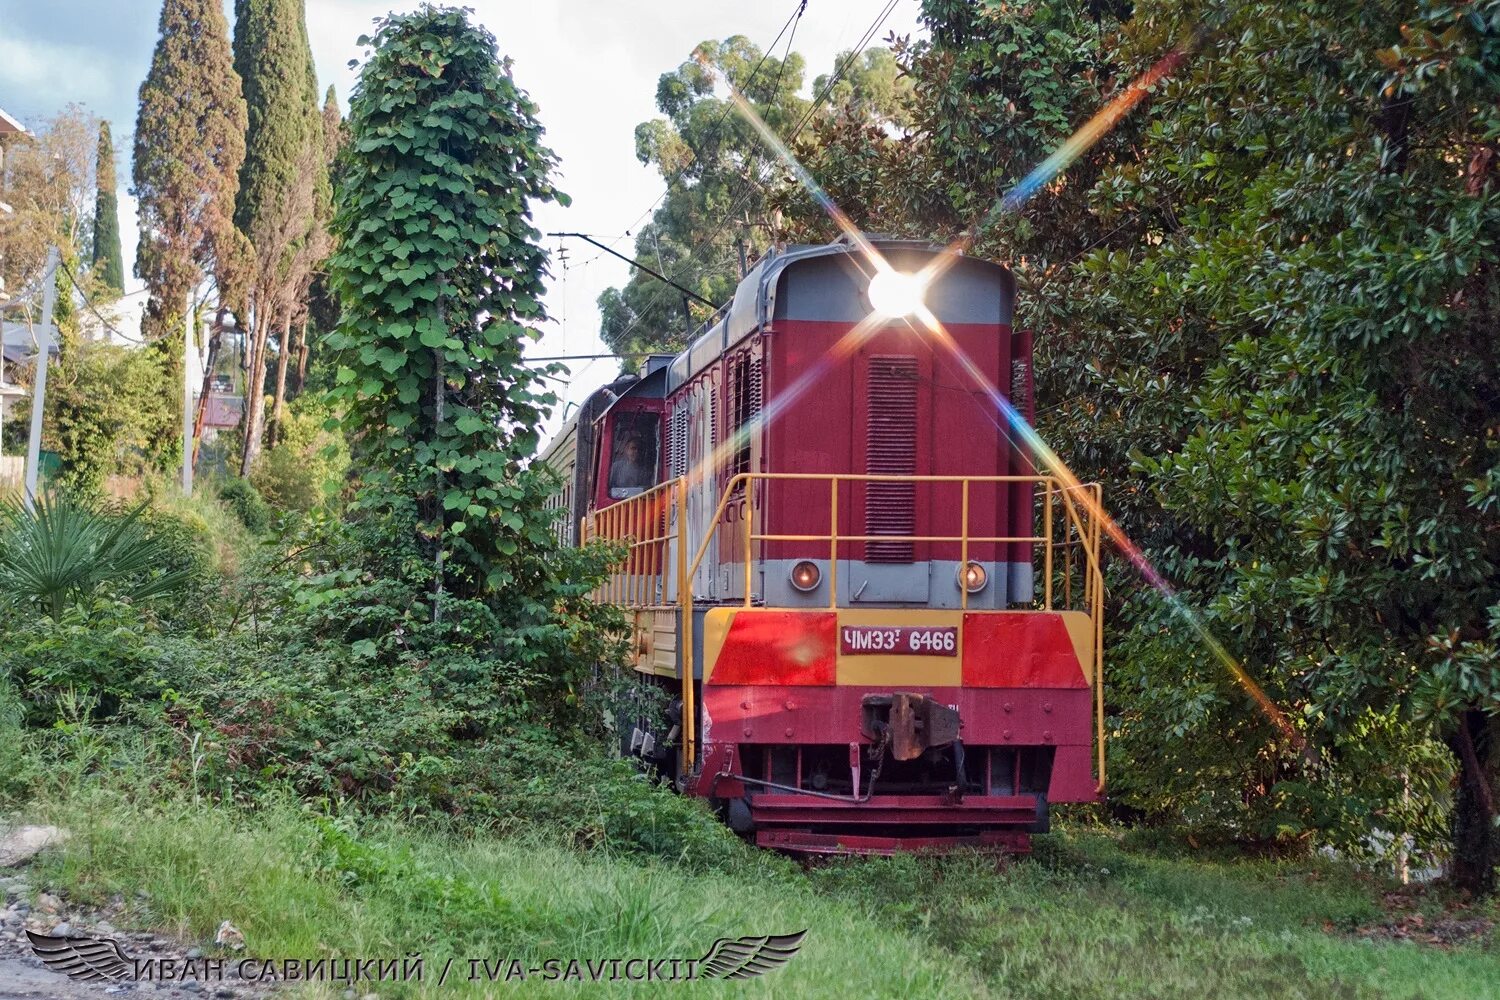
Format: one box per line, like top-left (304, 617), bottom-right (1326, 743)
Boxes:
top-left (687, 16), bottom-right (1303, 746)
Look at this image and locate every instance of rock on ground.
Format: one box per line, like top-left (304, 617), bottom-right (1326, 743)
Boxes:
top-left (0, 829), bottom-right (67, 869)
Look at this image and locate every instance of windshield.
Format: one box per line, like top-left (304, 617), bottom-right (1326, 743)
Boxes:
top-left (608, 412), bottom-right (659, 499)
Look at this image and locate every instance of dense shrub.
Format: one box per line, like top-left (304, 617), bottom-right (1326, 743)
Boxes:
top-left (46, 342), bottom-right (174, 496)
top-left (0, 601), bottom-right (168, 722)
top-left (216, 476), bottom-right (272, 534)
top-left (0, 679), bottom-right (33, 803)
top-left (250, 397), bottom-right (349, 513)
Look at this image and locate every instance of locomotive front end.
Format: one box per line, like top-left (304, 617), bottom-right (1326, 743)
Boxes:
top-left (576, 238), bottom-right (1106, 855)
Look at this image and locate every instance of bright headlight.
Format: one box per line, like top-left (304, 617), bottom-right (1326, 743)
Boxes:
top-left (790, 560), bottom-right (822, 592)
top-left (867, 269), bottom-right (926, 317)
top-left (959, 561), bottom-right (988, 593)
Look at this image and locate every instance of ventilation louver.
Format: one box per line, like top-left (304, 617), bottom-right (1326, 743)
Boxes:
top-left (865, 355), bottom-right (917, 563)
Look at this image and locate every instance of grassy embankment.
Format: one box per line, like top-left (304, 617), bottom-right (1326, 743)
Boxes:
top-left (19, 789), bottom-right (1496, 999)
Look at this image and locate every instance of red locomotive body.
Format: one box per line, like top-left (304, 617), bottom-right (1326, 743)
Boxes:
top-left (540, 237), bottom-right (1105, 854)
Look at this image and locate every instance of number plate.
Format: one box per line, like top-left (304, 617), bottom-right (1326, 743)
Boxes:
top-left (839, 626), bottom-right (958, 656)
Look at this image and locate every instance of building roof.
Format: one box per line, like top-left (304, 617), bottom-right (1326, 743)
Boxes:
top-left (1, 320), bottom-right (59, 362)
top-left (0, 107), bottom-right (27, 136)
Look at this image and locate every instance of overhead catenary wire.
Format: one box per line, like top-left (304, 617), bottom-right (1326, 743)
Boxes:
top-left (524, 352), bottom-right (658, 363)
top-left (557, 1), bottom-right (902, 388)
top-left (547, 3), bottom-right (816, 380)
top-left (656, 0), bottom-right (903, 299)
top-left (57, 257), bottom-right (146, 344)
top-left (579, 0), bottom-right (812, 269)
top-left (769, 1), bottom-right (808, 103)
top-left (786, 0), bottom-right (903, 145)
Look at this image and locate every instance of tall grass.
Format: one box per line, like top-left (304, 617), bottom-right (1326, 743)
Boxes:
top-left (31, 791), bottom-right (979, 998)
top-left (20, 784), bottom-right (1498, 1000)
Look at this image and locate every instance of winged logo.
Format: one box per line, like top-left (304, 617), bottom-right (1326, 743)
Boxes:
top-left (26, 930), bottom-right (135, 982)
top-left (697, 930), bottom-right (807, 979)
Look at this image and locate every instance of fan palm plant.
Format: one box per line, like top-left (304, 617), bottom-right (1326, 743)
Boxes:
top-left (0, 493), bottom-right (191, 620)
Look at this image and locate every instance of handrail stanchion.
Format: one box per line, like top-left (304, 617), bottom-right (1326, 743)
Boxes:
top-left (631, 496), bottom-right (639, 603)
top-left (626, 497), bottom-right (636, 607)
top-left (1064, 523), bottom-right (1073, 607)
top-left (606, 505), bottom-right (615, 603)
top-left (960, 479), bottom-right (970, 612)
top-left (828, 478), bottom-right (839, 609)
top-left (677, 479), bottom-right (695, 776)
top-left (1094, 483), bottom-right (1106, 793)
top-left (743, 480), bottom-right (753, 606)
top-left (1043, 480), bottom-right (1054, 609)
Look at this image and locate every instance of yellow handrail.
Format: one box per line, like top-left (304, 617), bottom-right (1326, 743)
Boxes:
top-left (591, 471), bottom-right (1106, 789)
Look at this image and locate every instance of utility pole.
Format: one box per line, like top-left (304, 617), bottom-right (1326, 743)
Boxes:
top-left (182, 294), bottom-right (194, 494)
top-left (22, 247), bottom-right (58, 512)
top-left (736, 213), bottom-right (750, 278)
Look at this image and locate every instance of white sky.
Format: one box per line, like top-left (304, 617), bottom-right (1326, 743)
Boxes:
top-left (0, 0), bottom-right (925, 440)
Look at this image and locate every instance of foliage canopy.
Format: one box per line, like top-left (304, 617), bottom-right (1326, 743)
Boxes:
top-left (772, 0), bottom-right (1500, 889)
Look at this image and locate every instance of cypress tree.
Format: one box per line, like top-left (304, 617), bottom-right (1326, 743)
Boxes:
top-left (133, 0), bottom-right (247, 461)
top-left (233, 0), bottom-right (317, 238)
top-left (233, 0), bottom-right (322, 473)
top-left (320, 84), bottom-right (344, 165)
top-left (90, 122), bottom-right (124, 296)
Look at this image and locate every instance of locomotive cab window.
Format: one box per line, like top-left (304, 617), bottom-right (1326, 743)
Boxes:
top-left (607, 412), bottom-right (660, 499)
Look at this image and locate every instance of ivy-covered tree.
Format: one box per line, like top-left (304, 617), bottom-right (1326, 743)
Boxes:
top-left (133, 0), bottom-right (247, 460)
top-left (90, 122), bottom-right (124, 296)
top-left (324, 6), bottom-right (615, 728)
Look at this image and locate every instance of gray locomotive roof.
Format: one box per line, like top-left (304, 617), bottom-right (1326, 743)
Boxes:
top-left (664, 237), bottom-right (1012, 394)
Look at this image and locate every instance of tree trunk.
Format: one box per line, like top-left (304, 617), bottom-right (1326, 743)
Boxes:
top-left (431, 285), bottom-right (447, 624)
top-left (293, 319), bottom-right (310, 395)
top-left (269, 315), bottom-right (292, 447)
top-left (238, 301), bottom-right (272, 477)
top-left (1448, 709), bottom-right (1497, 897)
top-left (431, 345), bottom-right (445, 624)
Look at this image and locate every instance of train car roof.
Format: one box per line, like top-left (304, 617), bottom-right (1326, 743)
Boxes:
top-left (537, 403), bottom-right (584, 472)
top-left (665, 237), bottom-right (1014, 393)
top-left (536, 371), bottom-right (641, 470)
top-left (589, 362), bottom-right (668, 426)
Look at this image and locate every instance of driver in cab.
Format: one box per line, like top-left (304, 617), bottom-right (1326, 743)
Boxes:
top-left (609, 434), bottom-right (654, 496)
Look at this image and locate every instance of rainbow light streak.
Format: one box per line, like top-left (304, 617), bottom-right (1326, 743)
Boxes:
top-left (905, 23), bottom-right (1215, 301)
top-left (911, 305), bottom-right (1302, 745)
top-left (989, 41), bottom-right (1197, 222)
top-left (721, 84), bottom-right (882, 265)
top-left (695, 23), bottom-right (1301, 744)
top-left (673, 62), bottom-right (913, 491)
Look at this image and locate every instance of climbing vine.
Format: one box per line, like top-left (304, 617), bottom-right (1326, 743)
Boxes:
top-left (327, 5), bottom-right (572, 607)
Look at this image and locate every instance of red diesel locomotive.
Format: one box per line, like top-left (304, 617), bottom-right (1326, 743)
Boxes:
top-left (540, 236), bottom-right (1105, 854)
